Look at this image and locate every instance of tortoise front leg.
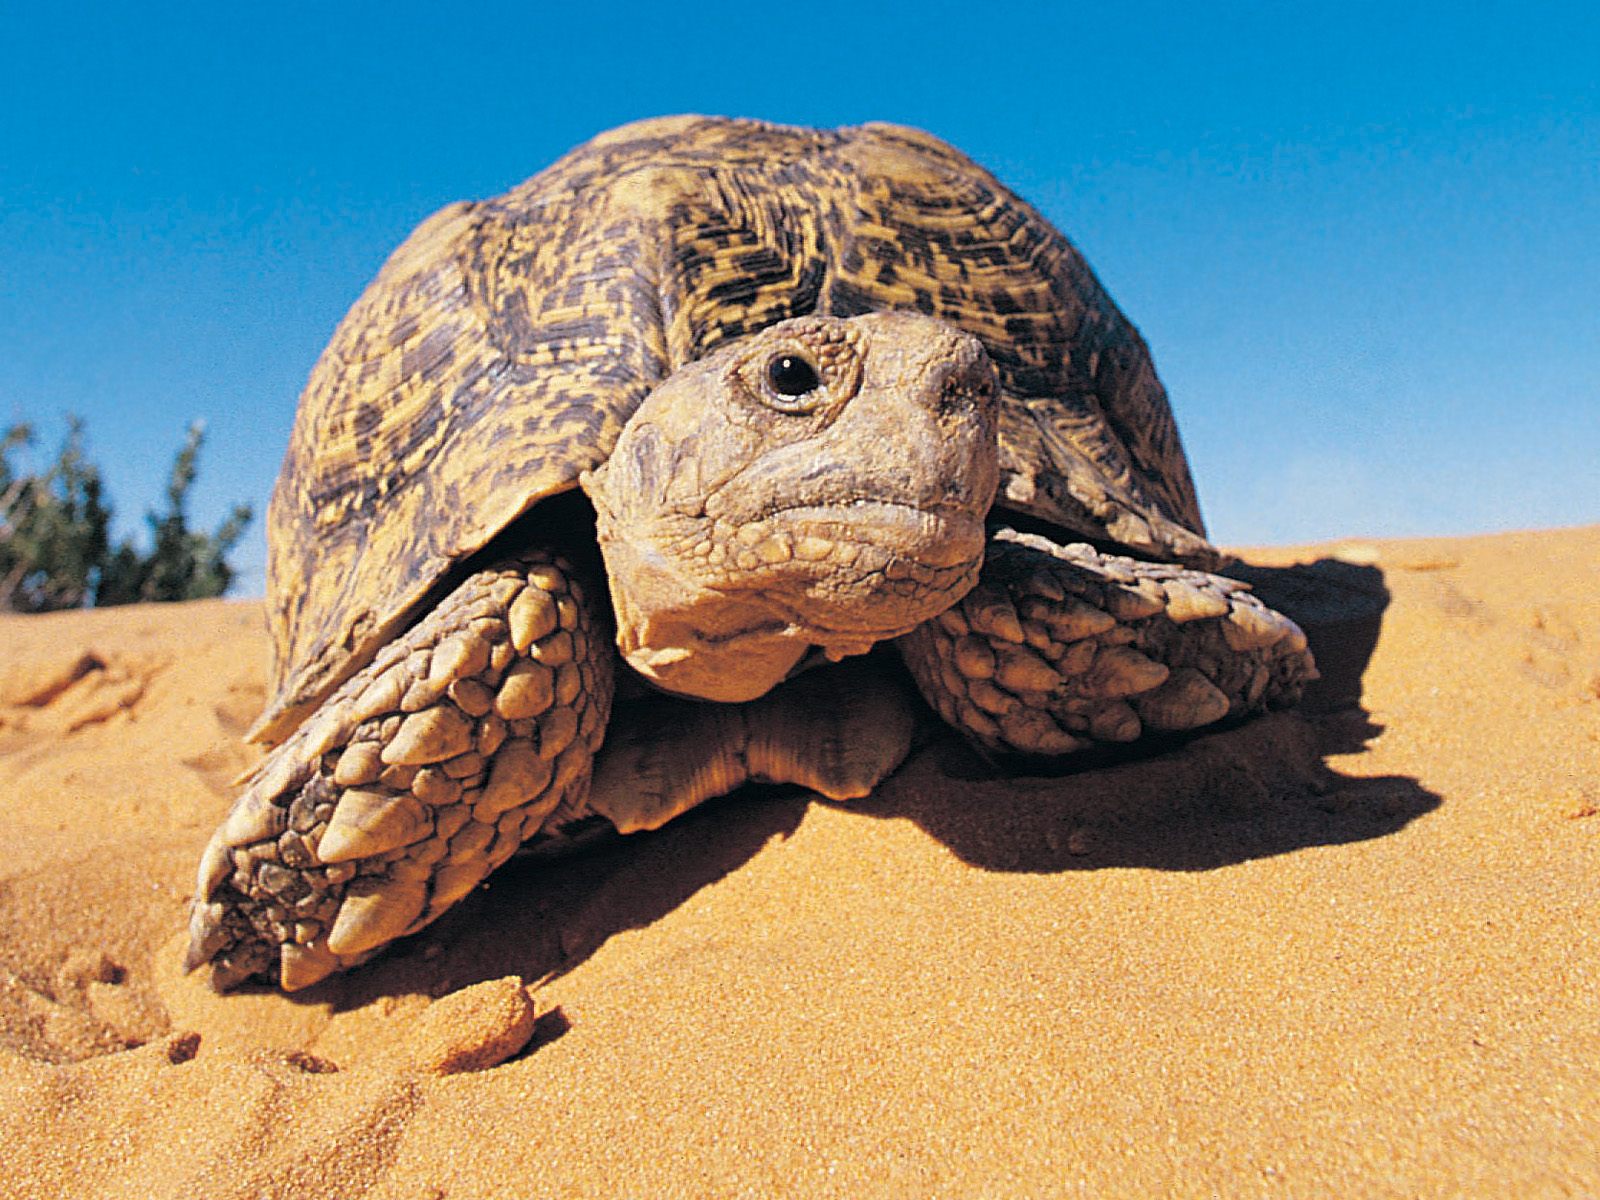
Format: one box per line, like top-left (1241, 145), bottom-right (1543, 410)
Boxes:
top-left (184, 550), bottom-right (613, 991)
top-left (896, 530), bottom-right (1316, 758)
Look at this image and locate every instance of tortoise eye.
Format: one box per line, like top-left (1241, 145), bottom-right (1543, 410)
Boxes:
top-left (765, 353), bottom-right (820, 399)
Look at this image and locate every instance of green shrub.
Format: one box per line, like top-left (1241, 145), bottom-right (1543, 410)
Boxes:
top-left (1, 418), bottom-right (252, 612)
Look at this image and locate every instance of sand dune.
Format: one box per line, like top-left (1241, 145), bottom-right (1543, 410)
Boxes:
top-left (0, 526), bottom-right (1595, 1198)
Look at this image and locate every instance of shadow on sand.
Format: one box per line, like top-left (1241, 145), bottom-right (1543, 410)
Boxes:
top-left (299, 557), bottom-right (1433, 1013)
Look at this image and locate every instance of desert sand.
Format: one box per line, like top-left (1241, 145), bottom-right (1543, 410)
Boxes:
top-left (0, 525), bottom-right (1595, 1198)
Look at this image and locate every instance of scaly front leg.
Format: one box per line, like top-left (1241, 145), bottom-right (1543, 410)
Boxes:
top-left (896, 530), bottom-right (1315, 757)
top-left (185, 550), bottom-right (613, 991)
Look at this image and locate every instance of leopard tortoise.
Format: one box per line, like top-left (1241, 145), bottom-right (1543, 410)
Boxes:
top-left (186, 115), bottom-right (1315, 991)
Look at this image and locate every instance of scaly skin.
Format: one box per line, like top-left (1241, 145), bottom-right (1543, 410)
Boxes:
top-left (185, 551), bottom-right (613, 991)
top-left (897, 530), bottom-right (1317, 757)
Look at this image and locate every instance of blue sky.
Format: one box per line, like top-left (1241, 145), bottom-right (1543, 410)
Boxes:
top-left (3, 2), bottom-right (1596, 595)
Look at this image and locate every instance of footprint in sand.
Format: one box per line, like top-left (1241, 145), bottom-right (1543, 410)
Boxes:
top-left (1521, 605), bottom-right (1595, 695)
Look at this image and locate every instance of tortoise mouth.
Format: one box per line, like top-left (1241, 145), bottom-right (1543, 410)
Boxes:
top-left (678, 502), bottom-right (986, 654)
top-left (739, 499), bottom-right (985, 573)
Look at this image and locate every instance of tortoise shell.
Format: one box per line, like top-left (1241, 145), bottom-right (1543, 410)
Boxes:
top-left (255, 115), bottom-right (1216, 745)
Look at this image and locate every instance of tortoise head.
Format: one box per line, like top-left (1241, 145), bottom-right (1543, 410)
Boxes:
top-left (580, 311), bottom-right (1000, 701)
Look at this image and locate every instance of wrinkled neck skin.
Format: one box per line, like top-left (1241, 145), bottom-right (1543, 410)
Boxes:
top-left (579, 517), bottom-right (821, 700)
top-left (580, 312), bottom-right (1000, 703)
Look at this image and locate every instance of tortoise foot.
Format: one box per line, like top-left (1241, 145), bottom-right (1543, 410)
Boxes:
top-left (185, 551), bottom-right (612, 991)
top-left (896, 529), bottom-right (1317, 758)
top-left (582, 656), bottom-right (918, 837)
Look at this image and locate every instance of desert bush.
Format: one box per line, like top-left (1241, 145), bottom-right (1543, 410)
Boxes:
top-left (0, 418), bottom-right (252, 612)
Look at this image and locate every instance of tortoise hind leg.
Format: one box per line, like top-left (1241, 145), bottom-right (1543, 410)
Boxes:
top-left (896, 530), bottom-right (1316, 758)
top-left (580, 656), bottom-right (918, 837)
top-left (185, 550), bottom-right (613, 991)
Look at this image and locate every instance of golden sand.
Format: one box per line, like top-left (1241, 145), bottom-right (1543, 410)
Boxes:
top-left (1, 526), bottom-right (1596, 1198)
